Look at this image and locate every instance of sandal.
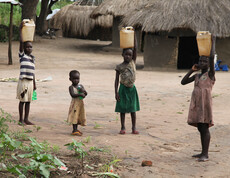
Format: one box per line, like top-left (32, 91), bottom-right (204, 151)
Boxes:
top-left (132, 130), bottom-right (139, 134)
top-left (119, 130), bottom-right (126, 134)
top-left (76, 130), bottom-right (83, 134)
top-left (71, 131), bottom-right (82, 136)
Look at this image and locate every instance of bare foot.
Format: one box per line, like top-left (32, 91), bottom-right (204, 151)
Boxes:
top-left (119, 130), bottom-right (126, 134)
top-left (192, 153), bottom-right (202, 158)
top-left (132, 130), bottom-right (139, 134)
top-left (198, 155), bottom-right (209, 162)
top-left (24, 120), bottom-right (34, 125)
top-left (18, 120), bottom-right (25, 126)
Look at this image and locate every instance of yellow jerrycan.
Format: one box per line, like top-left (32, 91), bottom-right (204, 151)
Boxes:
top-left (196, 31), bottom-right (212, 57)
top-left (21, 19), bottom-right (35, 42)
top-left (120, 26), bottom-right (134, 48)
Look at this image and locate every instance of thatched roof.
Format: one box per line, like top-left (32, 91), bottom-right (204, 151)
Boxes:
top-left (121, 0), bottom-right (230, 37)
top-left (74, 0), bottom-right (104, 6)
top-left (90, 0), bottom-right (150, 18)
top-left (50, 1), bottom-right (112, 36)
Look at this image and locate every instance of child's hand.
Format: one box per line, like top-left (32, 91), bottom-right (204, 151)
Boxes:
top-left (20, 88), bottom-right (27, 98)
top-left (192, 64), bottom-right (200, 71)
top-left (115, 93), bottom-right (120, 101)
top-left (79, 93), bottom-right (86, 98)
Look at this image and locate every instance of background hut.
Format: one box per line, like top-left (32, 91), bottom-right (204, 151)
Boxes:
top-left (50, 0), bottom-right (113, 41)
top-left (90, 0), bottom-right (149, 48)
top-left (122, 0), bottom-right (230, 69)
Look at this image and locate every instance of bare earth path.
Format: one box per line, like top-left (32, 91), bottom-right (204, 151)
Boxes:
top-left (0, 37), bottom-right (230, 177)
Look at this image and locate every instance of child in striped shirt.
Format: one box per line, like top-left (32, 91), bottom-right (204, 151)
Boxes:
top-left (17, 21), bottom-right (36, 125)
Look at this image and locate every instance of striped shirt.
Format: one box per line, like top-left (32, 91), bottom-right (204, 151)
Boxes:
top-left (19, 52), bottom-right (35, 80)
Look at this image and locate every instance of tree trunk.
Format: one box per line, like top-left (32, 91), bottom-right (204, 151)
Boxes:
top-left (19, 0), bottom-right (39, 20)
top-left (36, 0), bottom-right (59, 35)
top-left (36, 0), bottom-right (49, 35)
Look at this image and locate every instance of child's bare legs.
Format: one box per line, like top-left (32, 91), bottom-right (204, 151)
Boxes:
top-left (131, 112), bottom-right (139, 134)
top-left (120, 113), bottom-right (126, 132)
top-left (73, 124), bottom-right (78, 133)
top-left (19, 102), bottom-right (25, 124)
top-left (119, 113), bottom-right (138, 134)
top-left (19, 102), bottom-right (34, 125)
top-left (193, 123), bottom-right (210, 161)
top-left (24, 102), bottom-right (34, 125)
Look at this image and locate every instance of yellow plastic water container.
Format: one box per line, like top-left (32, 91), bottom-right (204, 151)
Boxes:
top-left (21, 19), bottom-right (35, 42)
top-left (196, 31), bottom-right (212, 57)
top-left (120, 26), bottom-right (134, 48)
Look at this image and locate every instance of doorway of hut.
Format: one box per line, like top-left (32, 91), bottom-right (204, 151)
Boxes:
top-left (177, 36), bottom-right (199, 69)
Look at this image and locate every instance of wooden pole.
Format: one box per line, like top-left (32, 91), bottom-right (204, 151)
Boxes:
top-left (8, 3), bottom-right (13, 65)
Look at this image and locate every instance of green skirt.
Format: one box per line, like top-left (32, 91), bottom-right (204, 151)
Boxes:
top-left (115, 83), bottom-right (140, 113)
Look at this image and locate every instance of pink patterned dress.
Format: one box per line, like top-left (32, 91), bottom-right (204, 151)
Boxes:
top-left (187, 72), bottom-right (215, 127)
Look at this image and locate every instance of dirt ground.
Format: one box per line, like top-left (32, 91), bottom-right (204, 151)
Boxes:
top-left (0, 37), bottom-right (230, 178)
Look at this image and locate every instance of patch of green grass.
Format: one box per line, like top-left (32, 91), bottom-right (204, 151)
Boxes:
top-left (177, 112), bottom-right (183, 114)
top-left (83, 136), bottom-right (91, 143)
top-left (0, 108), bottom-right (14, 134)
top-left (94, 122), bottom-right (103, 129)
top-left (212, 94), bottom-right (220, 98)
top-left (52, 145), bottom-right (60, 153)
top-left (99, 156), bottom-right (122, 173)
top-left (89, 146), bottom-right (110, 153)
top-left (33, 125), bottom-right (42, 132)
top-left (65, 139), bottom-right (87, 159)
top-left (9, 129), bottom-right (29, 141)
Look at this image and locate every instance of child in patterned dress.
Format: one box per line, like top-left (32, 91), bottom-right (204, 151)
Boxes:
top-left (181, 35), bottom-right (216, 162)
top-left (67, 70), bottom-right (87, 136)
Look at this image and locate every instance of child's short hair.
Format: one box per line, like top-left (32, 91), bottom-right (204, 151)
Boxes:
top-left (69, 70), bottom-right (80, 78)
top-left (122, 48), bottom-right (133, 55)
top-left (23, 41), bottom-right (32, 48)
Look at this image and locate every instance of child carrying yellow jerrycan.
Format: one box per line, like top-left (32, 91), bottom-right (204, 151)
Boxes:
top-left (16, 20), bottom-right (36, 126)
top-left (181, 33), bottom-right (216, 162)
top-left (115, 27), bottom-right (140, 135)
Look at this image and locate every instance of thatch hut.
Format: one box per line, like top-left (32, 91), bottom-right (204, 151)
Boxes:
top-left (90, 0), bottom-right (149, 48)
top-left (50, 0), bottom-right (113, 40)
top-left (122, 0), bottom-right (230, 69)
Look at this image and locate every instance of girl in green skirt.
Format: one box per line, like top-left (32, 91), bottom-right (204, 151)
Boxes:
top-left (114, 35), bottom-right (140, 134)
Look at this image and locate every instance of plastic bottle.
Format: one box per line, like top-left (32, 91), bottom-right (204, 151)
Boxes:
top-left (32, 90), bottom-right (37, 101)
top-left (21, 19), bottom-right (35, 42)
top-left (77, 85), bottom-right (83, 100)
top-left (120, 26), bottom-right (134, 48)
top-left (196, 31), bottom-right (212, 57)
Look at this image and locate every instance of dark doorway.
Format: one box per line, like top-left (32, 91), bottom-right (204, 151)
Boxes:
top-left (177, 37), bottom-right (199, 69)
